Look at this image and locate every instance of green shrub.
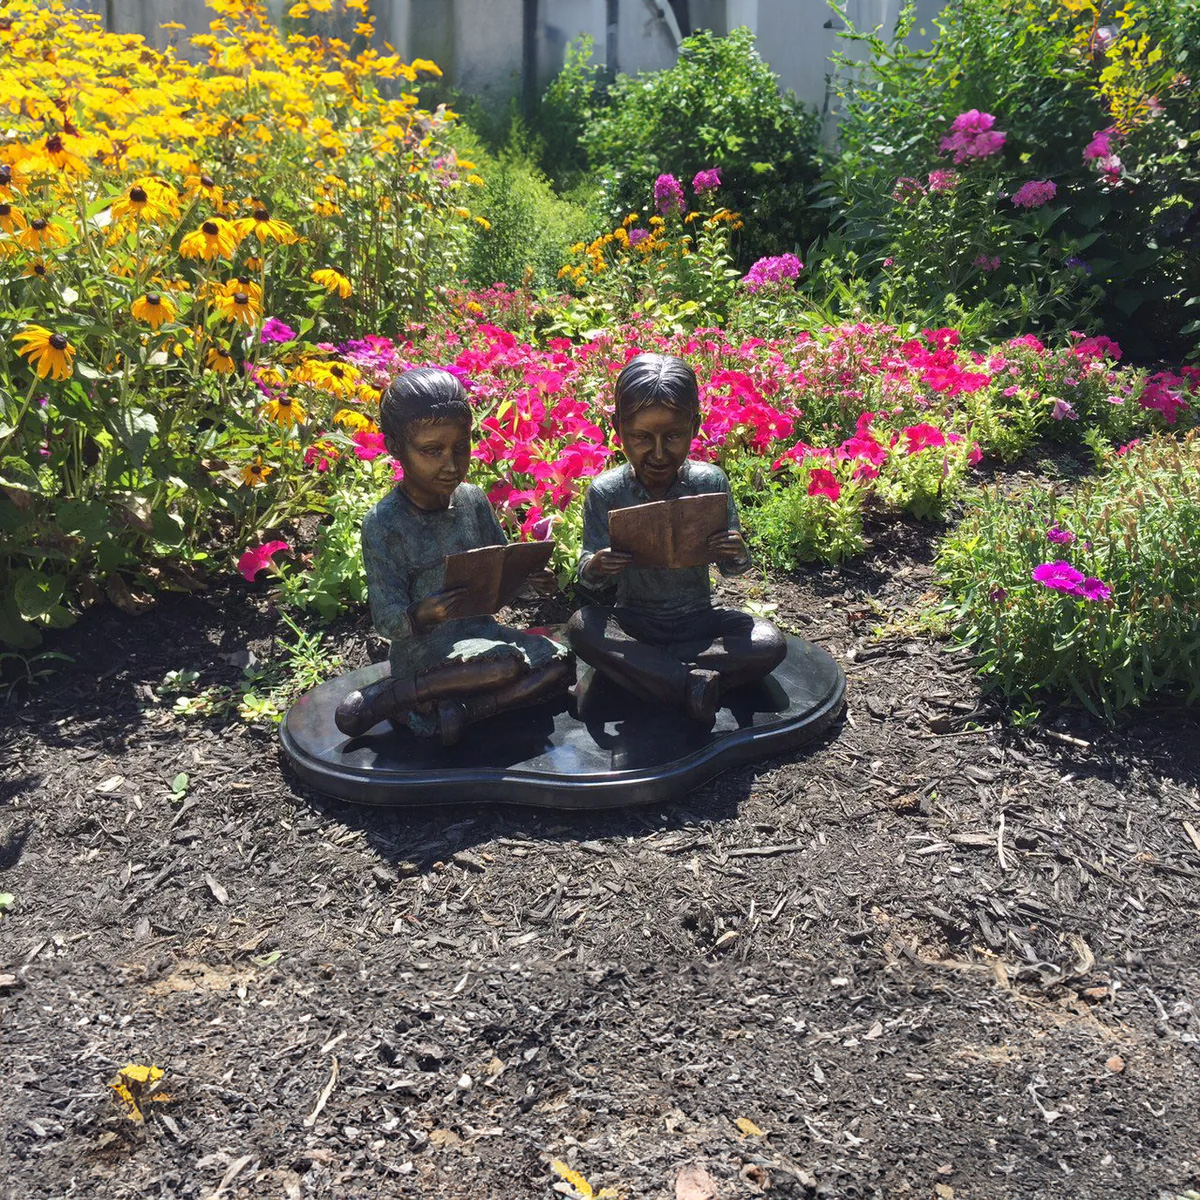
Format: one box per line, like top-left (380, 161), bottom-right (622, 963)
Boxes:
top-left (531, 35), bottom-right (604, 191)
top-left (580, 28), bottom-right (824, 261)
top-left (937, 433), bottom-right (1200, 716)
top-left (824, 0), bottom-right (1200, 356)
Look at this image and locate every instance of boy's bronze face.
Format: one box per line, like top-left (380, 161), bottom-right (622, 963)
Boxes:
top-left (390, 419), bottom-right (472, 510)
top-left (616, 403), bottom-right (700, 499)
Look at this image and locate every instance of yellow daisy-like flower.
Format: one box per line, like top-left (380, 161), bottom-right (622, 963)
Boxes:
top-left (311, 267), bottom-right (352, 298)
top-left (241, 457), bottom-right (272, 487)
top-left (0, 203), bottom-right (28, 234)
top-left (208, 277), bottom-right (263, 306)
top-left (111, 179), bottom-right (178, 223)
top-left (311, 195), bottom-right (341, 217)
top-left (292, 357), bottom-right (360, 397)
top-left (179, 218), bottom-right (240, 262)
top-left (244, 256), bottom-right (265, 272)
top-left (42, 133), bottom-right (89, 176)
top-left (22, 260), bottom-right (53, 279)
top-left (235, 206), bottom-right (297, 245)
top-left (622, 212), bottom-right (641, 227)
top-left (332, 406), bottom-right (376, 431)
top-left (13, 324), bottom-right (75, 381)
top-left (206, 344), bottom-right (236, 374)
top-left (183, 172), bottom-right (224, 208)
top-left (212, 285), bottom-right (262, 326)
top-left (19, 218), bottom-right (70, 252)
top-left (262, 394), bottom-right (306, 428)
top-left (131, 292), bottom-right (178, 329)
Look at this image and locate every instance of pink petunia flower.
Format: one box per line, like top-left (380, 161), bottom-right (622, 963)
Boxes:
top-left (807, 468), bottom-right (841, 501)
top-left (238, 540), bottom-right (289, 582)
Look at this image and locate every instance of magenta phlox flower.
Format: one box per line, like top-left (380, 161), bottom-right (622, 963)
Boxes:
top-left (927, 169), bottom-right (959, 193)
top-left (742, 253), bottom-right (803, 294)
top-left (940, 110), bottom-right (1007, 163)
top-left (1047, 525), bottom-right (1076, 545)
top-left (1011, 179), bottom-right (1058, 209)
top-left (238, 540), bottom-right (289, 582)
top-left (807, 467), bottom-right (841, 501)
top-left (260, 317), bottom-right (298, 343)
top-left (1084, 129), bottom-right (1115, 161)
top-left (692, 167), bottom-right (721, 196)
top-left (1008, 334), bottom-right (1046, 354)
top-left (628, 227), bottom-right (650, 246)
top-left (653, 173), bottom-right (685, 216)
top-left (892, 176), bottom-right (926, 203)
top-left (974, 254), bottom-right (1001, 271)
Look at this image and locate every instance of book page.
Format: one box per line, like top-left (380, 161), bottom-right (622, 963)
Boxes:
top-left (442, 541), bottom-right (554, 618)
top-left (608, 492), bottom-right (728, 569)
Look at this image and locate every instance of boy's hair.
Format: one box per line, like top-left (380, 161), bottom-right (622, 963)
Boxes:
top-left (614, 353), bottom-right (700, 423)
top-left (379, 367), bottom-right (471, 446)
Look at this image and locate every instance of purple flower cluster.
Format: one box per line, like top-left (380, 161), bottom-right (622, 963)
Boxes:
top-left (653, 173), bottom-right (685, 216)
top-left (1011, 179), bottom-right (1058, 209)
top-left (260, 317), bottom-right (298, 344)
top-left (1084, 128), bottom-right (1123, 182)
top-left (973, 254), bottom-right (1001, 272)
top-left (1032, 561), bottom-right (1112, 602)
top-left (742, 253), bottom-right (803, 294)
top-left (628, 227), bottom-right (650, 246)
top-left (691, 167), bottom-right (721, 196)
top-left (927, 169), bottom-right (959, 193)
top-left (939, 110), bottom-right (1006, 164)
top-left (1046, 525), bottom-right (1076, 545)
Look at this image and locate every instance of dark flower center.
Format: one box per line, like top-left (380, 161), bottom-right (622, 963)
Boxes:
top-left (31, 218), bottom-right (46, 230)
top-left (33, 264), bottom-right (46, 276)
top-left (49, 333), bottom-right (68, 349)
top-left (253, 207), bottom-right (270, 221)
top-left (202, 220), bottom-right (219, 235)
top-left (0, 165), bottom-right (10, 184)
top-left (0, 204), bottom-right (9, 216)
top-left (201, 174), bottom-right (215, 188)
top-left (146, 293), bottom-right (161, 305)
top-left (130, 186), bottom-right (147, 203)
top-left (251, 464), bottom-right (262, 474)
top-left (330, 365), bottom-right (345, 378)
top-left (279, 397), bottom-right (292, 407)
top-left (45, 134), bottom-right (63, 153)
top-left (233, 291), bottom-right (249, 305)
top-left (236, 275), bottom-right (251, 285)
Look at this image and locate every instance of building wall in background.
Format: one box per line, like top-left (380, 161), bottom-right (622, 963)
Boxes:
top-left (63, 0), bottom-right (946, 111)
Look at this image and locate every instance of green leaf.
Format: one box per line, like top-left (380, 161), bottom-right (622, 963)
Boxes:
top-left (13, 571), bottom-right (64, 621)
top-left (170, 772), bottom-right (189, 797)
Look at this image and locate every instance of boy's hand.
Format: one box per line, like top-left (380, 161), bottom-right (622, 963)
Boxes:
top-left (527, 566), bottom-right (559, 596)
top-left (583, 548), bottom-right (633, 578)
top-left (411, 586), bottom-right (469, 631)
top-left (708, 530), bottom-right (749, 566)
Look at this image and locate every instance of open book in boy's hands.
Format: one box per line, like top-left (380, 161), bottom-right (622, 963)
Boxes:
top-left (608, 492), bottom-right (728, 570)
top-left (442, 541), bottom-right (555, 618)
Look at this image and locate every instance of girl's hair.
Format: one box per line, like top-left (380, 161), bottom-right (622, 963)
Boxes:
top-left (614, 353), bottom-right (700, 422)
top-left (379, 367), bottom-right (471, 445)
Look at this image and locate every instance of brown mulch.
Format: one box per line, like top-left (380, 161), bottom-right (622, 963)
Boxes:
top-left (2, 521), bottom-right (1199, 1200)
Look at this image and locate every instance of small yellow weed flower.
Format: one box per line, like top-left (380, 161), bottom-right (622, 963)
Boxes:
top-left (131, 292), bottom-right (177, 329)
top-left (13, 325), bottom-right (75, 381)
top-left (312, 267), bottom-right (352, 298)
top-left (206, 344), bottom-right (236, 374)
top-left (180, 218), bottom-right (240, 262)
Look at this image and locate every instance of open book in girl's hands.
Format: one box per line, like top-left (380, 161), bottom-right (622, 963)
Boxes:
top-left (442, 541), bottom-right (555, 618)
top-left (608, 493), bottom-right (728, 570)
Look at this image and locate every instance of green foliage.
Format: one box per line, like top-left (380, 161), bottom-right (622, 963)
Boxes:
top-left (937, 432), bottom-right (1200, 716)
top-left (580, 28), bottom-right (824, 261)
top-left (825, 0), bottom-right (1200, 355)
top-left (531, 35), bottom-right (604, 191)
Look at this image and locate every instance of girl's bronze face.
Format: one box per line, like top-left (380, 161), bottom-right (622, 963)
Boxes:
top-left (616, 403), bottom-right (700, 499)
top-left (390, 419), bottom-right (472, 510)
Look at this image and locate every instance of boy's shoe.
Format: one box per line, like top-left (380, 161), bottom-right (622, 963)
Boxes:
top-left (684, 668), bottom-right (720, 725)
top-left (436, 700), bottom-right (466, 747)
top-left (335, 678), bottom-right (401, 737)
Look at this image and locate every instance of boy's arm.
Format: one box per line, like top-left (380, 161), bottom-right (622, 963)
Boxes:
top-left (576, 483), bottom-right (618, 598)
top-left (362, 509), bottom-right (417, 640)
top-left (715, 475), bottom-right (752, 577)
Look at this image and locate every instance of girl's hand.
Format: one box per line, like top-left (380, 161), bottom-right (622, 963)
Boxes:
top-left (411, 586), bottom-right (469, 631)
top-left (583, 548), bottom-right (633, 577)
top-left (707, 530), bottom-right (749, 566)
top-left (527, 566), bottom-right (559, 596)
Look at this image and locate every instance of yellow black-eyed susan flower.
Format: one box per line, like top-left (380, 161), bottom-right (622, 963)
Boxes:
top-left (179, 218), bottom-right (239, 262)
top-left (19, 217), bottom-right (69, 252)
top-left (244, 255), bottom-right (265, 272)
top-left (212, 286), bottom-right (262, 326)
top-left (111, 179), bottom-right (177, 223)
top-left (311, 267), bottom-right (352, 298)
top-left (241, 457), bottom-right (272, 487)
top-left (236, 206), bottom-right (297, 245)
top-left (42, 133), bottom-right (88, 175)
top-left (262, 394), bottom-right (305, 428)
top-left (0, 203), bottom-right (28, 233)
top-left (184, 172), bottom-right (223, 207)
top-left (206, 344), bottom-right (236, 375)
top-left (131, 292), bottom-right (177, 329)
top-left (13, 324), bottom-right (75, 380)
top-left (292, 357), bottom-right (360, 397)
top-left (332, 407), bottom-right (376, 431)
top-left (22, 259), bottom-right (52, 278)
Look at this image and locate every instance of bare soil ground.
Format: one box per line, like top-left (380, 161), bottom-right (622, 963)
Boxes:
top-left (3, 522), bottom-right (1199, 1200)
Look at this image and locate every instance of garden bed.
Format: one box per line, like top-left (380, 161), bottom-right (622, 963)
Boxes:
top-left (3, 529), bottom-right (1199, 1199)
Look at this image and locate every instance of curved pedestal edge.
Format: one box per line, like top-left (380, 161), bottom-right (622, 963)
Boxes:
top-left (280, 666), bottom-right (846, 810)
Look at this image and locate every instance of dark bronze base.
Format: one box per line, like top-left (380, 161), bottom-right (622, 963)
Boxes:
top-left (279, 636), bottom-right (845, 809)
